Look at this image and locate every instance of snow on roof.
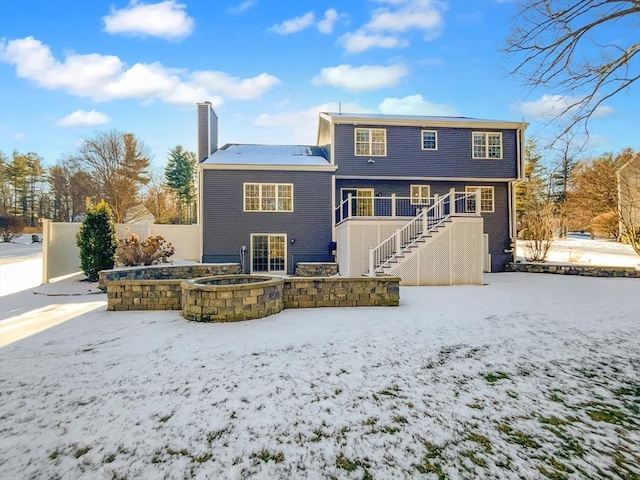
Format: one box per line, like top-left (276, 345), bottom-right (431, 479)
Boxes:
top-left (201, 144), bottom-right (329, 166)
top-left (322, 112), bottom-right (524, 125)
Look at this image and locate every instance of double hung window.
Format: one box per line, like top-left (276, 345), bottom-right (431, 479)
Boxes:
top-left (355, 128), bottom-right (386, 156)
top-left (244, 183), bottom-right (293, 212)
top-left (472, 132), bottom-right (502, 159)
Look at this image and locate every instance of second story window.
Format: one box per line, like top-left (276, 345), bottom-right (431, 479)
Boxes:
top-left (473, 132), bottom-right (502, 159)
top-left (244, 183), bottom-right (293, 212)
top-left (421, 130), bottom-right (437, 150)
top-left (355, 128), bottom-right (386, 156)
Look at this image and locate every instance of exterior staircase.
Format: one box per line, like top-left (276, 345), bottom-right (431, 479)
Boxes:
top-left (368, 190), bottom-right (478, 277)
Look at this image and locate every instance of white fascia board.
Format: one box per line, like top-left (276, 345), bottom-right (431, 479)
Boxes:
top-left (334, 175), bottom-right (516, 182)
top-left (201, 164), bottom-right (338, 172)
top-left (329, 116), bottom-right (528, 130)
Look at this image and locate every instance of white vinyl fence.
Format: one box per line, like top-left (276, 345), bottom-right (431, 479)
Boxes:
top-left (42, 220), bottom-right (200, 283)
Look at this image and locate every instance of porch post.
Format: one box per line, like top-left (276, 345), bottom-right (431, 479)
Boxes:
top-left (475, 189), bottom-right (481, 215)
top-left (347, 193), bottom-right (353, 219)
top-left (449, 188), bottom-right (456, 215)
top-left (391, 193), bottom-right (396, 218)
top-left (369, 248), bottom-right (374, 276)
top-left (395, 228), bottom-right (402, 254)
top-left (433, 194), bottom-right (439, 221)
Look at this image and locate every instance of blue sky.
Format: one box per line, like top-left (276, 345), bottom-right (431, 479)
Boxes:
top-left (0, 0), bottom-right (638, 171)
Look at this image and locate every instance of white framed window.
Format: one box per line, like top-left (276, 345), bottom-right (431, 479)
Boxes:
top-left (244, 183), bottom-right (293, 212)
top-left (341, 188), bottom-right (374, 216)
top-left (251, 234), bottom-right (286, 273)
top-left (473, 132), bottom-right (502, 159)
top-left (465, 186), bottom-right (495, 212)
top-left (355, 128), bottom-right (386, 156)
top-left (410, 185), bottom-right (431, 205)
top-left (421, 130), bottom-right (437, 150)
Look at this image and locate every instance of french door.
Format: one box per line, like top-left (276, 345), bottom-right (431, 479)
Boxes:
top-left (251, 234), bottom-right (286, 273)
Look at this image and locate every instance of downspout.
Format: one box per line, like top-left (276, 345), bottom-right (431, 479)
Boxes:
top-left (198, 165), bottom-right (204, 263)
top-left (509, 123), bottom-right (527, 261)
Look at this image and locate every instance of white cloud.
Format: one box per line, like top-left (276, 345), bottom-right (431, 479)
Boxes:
top-left (511, 94), bottom-right (614, 120)
top-left (12, 133), bottom-right (27, 142)
top-left (56, 110), bottom-right (111, 127)
top-left (270, 12), bottom-right (315, 35)
top-left (317, 9), bottom-right (339, 34)
top-left (339, 0), bottom-right (446, 53)
top-left (339, 31), bottom-right (408, 54)
top-left (313, 64), bottom-right (408, 91)
top-left (254, 101), bottom-right (371, 144)
top-left (378, 94), bottom-right (459, 116)
top-left (229, 0), bottom-right (255, 14)
top-left (0, 36), bottom-right (280, 107)
top-left (190, 71), bottom-right (281, 100)
top-left (103, 0), bottom-right (194, 40)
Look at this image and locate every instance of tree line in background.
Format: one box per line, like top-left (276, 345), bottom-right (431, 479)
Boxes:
top-left (0, 130), bottom-right (197, 229)
top-left (517, 139), bottom-right (639, 259)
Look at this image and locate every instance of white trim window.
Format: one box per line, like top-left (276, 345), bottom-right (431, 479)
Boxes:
top-left (421, 130), bottom-right (437, 150)
top-left (473, 132), bottom-right (502, 159)
top-left (244, 183), bottom-right (293, 212)
top-left (466, 186), bottom-right (495, 212)
top-left (355, 128), bottom-right (386, 156)
top-left (410, 185), bottom-right (431, 205)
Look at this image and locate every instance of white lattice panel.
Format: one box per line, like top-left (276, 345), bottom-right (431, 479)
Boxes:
top-left (451, 222), bottom-right (483, 285)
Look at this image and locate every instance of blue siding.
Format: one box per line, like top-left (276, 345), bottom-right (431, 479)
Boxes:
top-left (202, 170), bottom-right (334, 273)
top-left (335, 179), bottom-right (513, 271)
top-left (334, 124), bottom-right (518, 178)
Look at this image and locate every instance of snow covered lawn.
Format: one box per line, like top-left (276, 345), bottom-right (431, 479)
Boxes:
top-left (1, 273), bottom-right (638, 479)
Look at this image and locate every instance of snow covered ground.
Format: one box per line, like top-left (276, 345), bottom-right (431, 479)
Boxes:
top-left (0, 237), bottom-right (639, 479)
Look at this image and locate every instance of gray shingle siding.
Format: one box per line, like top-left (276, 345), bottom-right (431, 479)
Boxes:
top-left (335, 179), bottom-right (513, 271)
top-left (333, 124), bottom-right (518, 178)
top-left (202, 169), bottom-right (334, 273)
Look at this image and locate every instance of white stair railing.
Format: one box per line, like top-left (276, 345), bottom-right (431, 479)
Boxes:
top-left (367, 190), bottom-right (480, 275)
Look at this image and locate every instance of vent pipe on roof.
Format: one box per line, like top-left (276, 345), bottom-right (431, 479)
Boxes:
top-left (197, 102), bottom-right (218, 162)
top-left (339, 101), bottom-right (342, 115)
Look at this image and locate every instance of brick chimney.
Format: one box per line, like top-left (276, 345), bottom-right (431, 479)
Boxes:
top-left (197, 102), bottom-right (218, 162)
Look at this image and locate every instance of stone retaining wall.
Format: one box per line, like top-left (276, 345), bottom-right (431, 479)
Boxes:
top-left (105, 274), bottom-right (401, 314)
top-left (181, 276), bottom-right (283, 322)
top-left (283, 277), bottom-right (400, 308)
top-left (505, 262), bottom-right (639, 278)
top-left (294, 263), bottom-right (339, 277)
top-left (106, 279), bottom-right (183, 311)
top-left (99, 263), bottom-right (241, 288)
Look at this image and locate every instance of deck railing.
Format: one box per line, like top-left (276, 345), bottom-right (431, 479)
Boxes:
top-left (367, 189), bottom-right (480, 275)
top-left (335, 195), bottom-right (434, 225)
top-left (335, 190), bottom-right (481, 225)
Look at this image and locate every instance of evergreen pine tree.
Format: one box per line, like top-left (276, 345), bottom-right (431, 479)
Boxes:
top-left (76, 200), bottom-right (118, 282)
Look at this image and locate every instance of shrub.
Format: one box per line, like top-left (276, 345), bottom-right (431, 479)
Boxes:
top-left (76, 200), bottom-right (118, 282)
top-left (589, 211), bottom-right (618, 239)
top-left (519, 203), bottom-right (559, 262)
top-left (0, 215), bottom-right (26, 242)
top-left (116, 234), bottom-right (175, 266)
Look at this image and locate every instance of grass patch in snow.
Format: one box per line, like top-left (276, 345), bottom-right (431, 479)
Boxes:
top-left (485, 372), bottom-right (509, 383)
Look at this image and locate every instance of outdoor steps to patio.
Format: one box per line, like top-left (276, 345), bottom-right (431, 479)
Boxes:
top-left (376, 220), bottom-right (452, 274)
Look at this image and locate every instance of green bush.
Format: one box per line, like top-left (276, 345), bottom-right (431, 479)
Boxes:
top-left (76, 200), bottom-right (118, 282)
top-left (0, 215), bottom-right (25, 242)
top-left (116, 234), bottom-right (175, 266)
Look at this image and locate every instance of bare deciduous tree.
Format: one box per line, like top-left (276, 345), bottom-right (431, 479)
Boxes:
top-left (72, 131), bottom-right (151, 223)
top-left (504, 0), bottom-right (640, 138)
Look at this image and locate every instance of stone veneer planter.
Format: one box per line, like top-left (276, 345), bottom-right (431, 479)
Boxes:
top-left (99, 263), bottom-right (241, 289)
top-left (294, 262), bottom-right (339, 277)
top-left (181, 275), bottom-right (283, 322)
top-left (505, 262), bottom-right (639, 278)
